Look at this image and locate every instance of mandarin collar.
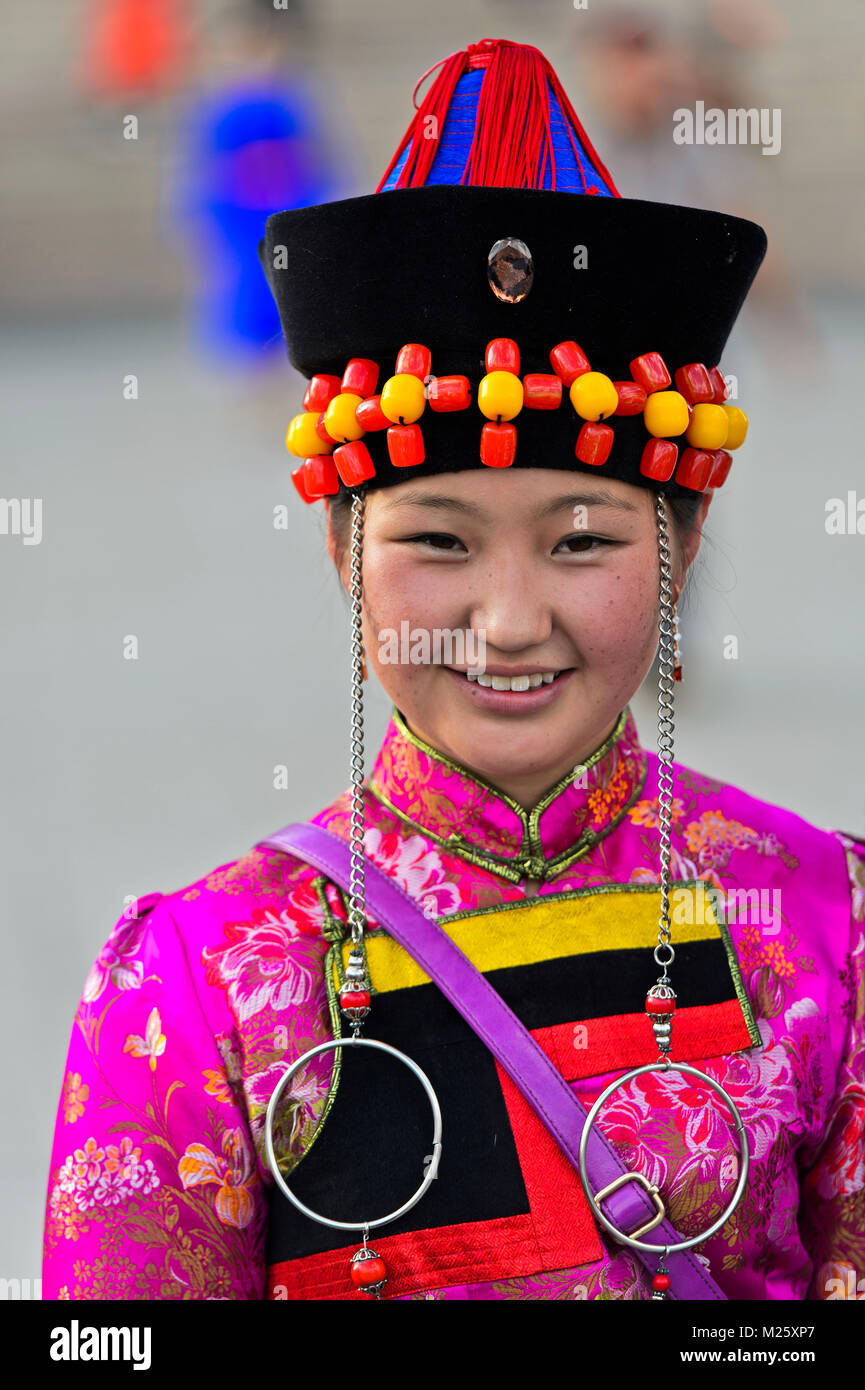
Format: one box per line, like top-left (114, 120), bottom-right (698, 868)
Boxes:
top-left (367, 705), bottom-right (647, 884)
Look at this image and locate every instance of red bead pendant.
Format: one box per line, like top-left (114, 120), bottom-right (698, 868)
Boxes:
top-left (341, 358), bottom-right (380, 398)
top-left (612, 381), bottom-right (647, 416)
top-left (673, 363), bottom-right (713, 405)
top-left (708, 447), bottom-right (733, 488)
top-left (303, 374), bottom-right (341, 413)
top-left (350, 1251), bottom-right (387, 1293)
top-left (387, 423), bottom-right (424, 467)
top-left (480, 421), bottom-right (516, 467)
top-left (485, 337), bottom-right (520, 374)
top-left (356, 395), bottom-right (390, 431)
top-left (653, 1273), bottom-right (671, 1293)
top-left (675, 446), bottom-right (714, 491)
top-left (640, 438), bottom-right (678, 482)
top-left (339, 988), bottom-right (371, 1011)
top-left (549, 340), bottom-right (590, 386)
top-left (523, 374), bottom-right (562, 409)
top-left (395, 343), bottom-right (431, 380)
top-left (575, 421), bottom-right (614, 466)
top-left (630, 352), bottom-right (671, 394)
top-left (646, 990), bottom-right (677, 1015)
top-left (333, 440), bottom-right (376, 486)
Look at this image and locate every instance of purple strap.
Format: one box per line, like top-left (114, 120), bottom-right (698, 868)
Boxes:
top-left (257, 821), bottom-right (727, 1301)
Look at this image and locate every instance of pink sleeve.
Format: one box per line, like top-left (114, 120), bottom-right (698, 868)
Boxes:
top-left (42, 893), bottom-right (266, 1300)
top-left (799, 833), bottom-right (865, 1300)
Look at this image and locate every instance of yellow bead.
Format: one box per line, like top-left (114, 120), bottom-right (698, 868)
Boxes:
top-left (643, 390), bottom-right (690, 438)
top-left (686, 402), bottom-right (729, 450)
top-left (286, 411), bottom-right (332, 457)
top-left (323, 392), bottom-right (365, 443)
top-left (477, 370), bottom-right (524, 422)
top-left (722, 404), bottom-right (748, 449)
top-left (569, 371), bottom-right (619, 422)
top-left (380, 373), bottom-right (426, 424)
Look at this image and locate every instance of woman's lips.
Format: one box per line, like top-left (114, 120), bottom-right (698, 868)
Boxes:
top-left (444, 666), bottom-right (575, 712)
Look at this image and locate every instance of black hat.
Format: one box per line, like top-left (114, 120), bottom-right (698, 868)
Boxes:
top-left (259, 39), bottom-right (767, 505)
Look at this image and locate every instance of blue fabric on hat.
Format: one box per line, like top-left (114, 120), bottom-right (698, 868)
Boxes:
top-left (380, 69), bottom-right (614, 195)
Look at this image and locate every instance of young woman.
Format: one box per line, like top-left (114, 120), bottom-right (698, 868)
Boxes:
top-left (43, 39), bottom-right (864, 1302)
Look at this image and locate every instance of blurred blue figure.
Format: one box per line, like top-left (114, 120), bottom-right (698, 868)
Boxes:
top-left (176, 72), bottom-right (341, 363)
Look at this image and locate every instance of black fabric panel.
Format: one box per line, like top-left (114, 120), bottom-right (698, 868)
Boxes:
top-left (266, 1032), bottom-right (526, 1262)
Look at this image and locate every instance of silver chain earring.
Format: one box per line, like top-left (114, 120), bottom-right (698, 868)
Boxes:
top-left (265, 485), bottom-right (443, 1300)
top-left (577, 491), bottom-right (749, 1299)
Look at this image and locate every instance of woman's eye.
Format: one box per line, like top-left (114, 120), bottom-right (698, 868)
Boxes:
top-left (404, 532), bottom-right (466, 551)
top-left (554, 534), bottom-right (614, 554)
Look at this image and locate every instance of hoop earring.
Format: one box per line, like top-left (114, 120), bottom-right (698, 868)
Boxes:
top-left (265, 486), bottom-right (443, 1299)
top-left (576, 491), bottom-right (749, 1299)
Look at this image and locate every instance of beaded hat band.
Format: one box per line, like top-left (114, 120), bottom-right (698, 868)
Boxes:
top-left (286, 338), bottom-right (748, 502)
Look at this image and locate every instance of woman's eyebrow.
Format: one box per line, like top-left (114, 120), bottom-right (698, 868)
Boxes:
top-left (381, 488), bottom-right (640, 520)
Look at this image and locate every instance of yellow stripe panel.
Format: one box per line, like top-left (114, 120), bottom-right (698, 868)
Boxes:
top-left (340, 884), bottom-right (722, 994)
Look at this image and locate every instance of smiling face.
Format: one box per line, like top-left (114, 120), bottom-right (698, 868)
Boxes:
top-left (325, 468), bottom-right (709, 810)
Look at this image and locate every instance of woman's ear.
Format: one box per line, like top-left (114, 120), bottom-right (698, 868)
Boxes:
top-left (676, 490), bottom-right (713, 596)
top-left (323, 498), bottom-right (340, 572)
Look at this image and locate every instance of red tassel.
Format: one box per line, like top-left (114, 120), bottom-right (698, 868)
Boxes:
top-left (375, 39), bottom-right (620, 197)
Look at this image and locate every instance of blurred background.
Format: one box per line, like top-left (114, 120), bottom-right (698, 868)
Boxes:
top-left (3, 0), bottom-right (864, 1284)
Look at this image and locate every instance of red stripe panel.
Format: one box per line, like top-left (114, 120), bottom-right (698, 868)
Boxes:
top-left (536, 998), bottom-right (753, 1082)
top-left (266, 1210), bottom-right (585, 1300)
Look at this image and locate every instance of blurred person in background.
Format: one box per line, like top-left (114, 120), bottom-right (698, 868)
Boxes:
top-left (170, 0), bottom-right (349, 365)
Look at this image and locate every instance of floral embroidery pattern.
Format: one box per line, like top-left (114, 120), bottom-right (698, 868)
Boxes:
top-left (42, 709), bottom-right (865, 1301)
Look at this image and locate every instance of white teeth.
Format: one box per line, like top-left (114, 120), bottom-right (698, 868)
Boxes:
top-left (470, 671), bottom-right (560, 691)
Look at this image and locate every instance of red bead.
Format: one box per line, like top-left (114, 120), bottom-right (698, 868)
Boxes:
top-left (675, 446), bottom-right (714, 491)
top-left (480, 421), bottom-right (516, 467)
top-left (708, 447), bottom-right (733, 488)
top-left (291, 465), bottom-right (317, 503)
top-left (612, 381), bottom-right (647, 416)
top-left (673, 363), bottom-right (714, 406)
top-left (356, 395), bottom-right (390, 431)
top-left (550, 340), bottom-right (590, 386)
top-left (395, 343), bottom-right (432, 380)
top-left (303, 374), bottom-right (341, 413)
top-left (302, 456), bottom-right (340, 497)
top-left (653, 1274), bottom-right (671, 1292)
top-left (341, 358), bottom-right (379, 398)
top-left (350, 1255), bottom-right (386, 1288)
top-left (340, 989), bottom-right (371, 1010)
top-left (630, 352), bottom-right (671, 394)
top-left (333, 440), bottom-right (375, 486)
top-left (575, 421), bottom-right (614, 466)
top-left (646, 992), bottom-right (677, 1015)
top-left (314, 412), bottom-right (337, 444)
top-left (387, 423), bottom-right (424, 467)
top-left (707, 366), bottom-right (729, 404)
top-left (485, 338), bottom-right (520, 374)
top-left (523, 374), bottom-right (562, 409)
top-left (640, 438), bottom-right (678, 482)
top-left (428, 375), bottom-right (471, 411)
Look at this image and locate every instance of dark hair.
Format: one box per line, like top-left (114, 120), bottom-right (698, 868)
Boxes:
top-left (326, 485), bottom-right (704, 578)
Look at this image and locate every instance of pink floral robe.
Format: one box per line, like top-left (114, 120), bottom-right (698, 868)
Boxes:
top-left (42, 706), bottom-right (865, 1300)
